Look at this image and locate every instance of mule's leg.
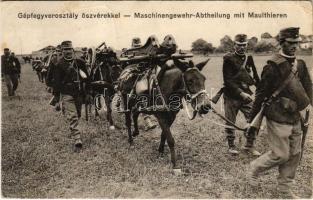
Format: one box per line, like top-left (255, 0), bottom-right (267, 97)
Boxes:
top-left (132, 111), bottom-right (140, 137)
top-left (156, 113), bottom-right (177, 167)
top-left (105, 93), bottom-right (115, 130)
top-left (158, 130), bottom-right (166, 154)
top-left (123, 94), bottom-right (133, 144)
top-left (95, 104), bottom-right (100, 117)
top-left (125, 112), bottom-right (133, 144)
top-left (157, 113), bottom-right (176, 154)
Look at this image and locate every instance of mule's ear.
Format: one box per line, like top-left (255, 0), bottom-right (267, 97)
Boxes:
top-left (195, 58), bottom-right (210, 71)
top-left (173, 59), bottom-right (189, 72)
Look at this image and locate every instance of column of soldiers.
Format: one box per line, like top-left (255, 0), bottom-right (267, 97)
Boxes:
top-left (1, 27), bottom-right (311, 198)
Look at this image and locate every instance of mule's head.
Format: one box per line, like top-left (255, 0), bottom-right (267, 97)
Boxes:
top-left (174, 58), bottom-right (211, 115)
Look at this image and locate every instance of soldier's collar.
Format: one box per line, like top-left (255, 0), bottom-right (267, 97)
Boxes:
top-left (234, 51), bottom-right (246, 57)
top-left (279, 50), bottom-right (296, 59)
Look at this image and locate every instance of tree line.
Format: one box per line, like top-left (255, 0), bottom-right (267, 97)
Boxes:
top-left (191, 32), bottom-right (313, 55)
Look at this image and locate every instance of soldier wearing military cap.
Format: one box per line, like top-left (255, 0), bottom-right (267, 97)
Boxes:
top-left (248, 27), bottom-right (312, 198)
top-left (53, 40), bottom-right (91, 151)
top-left (222, 34), bottom-right (261, 155)
top-left (46, 43), bottom-right (63, 110)
top-left (80, 47), bottom-right (88, 62)
top-left (1, 48), bottom-right (21, 96)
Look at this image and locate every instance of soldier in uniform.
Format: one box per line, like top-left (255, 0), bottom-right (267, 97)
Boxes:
top-left (248, 27), bottom-right (312, 198)
top-left (1, 48), bottom-right (21, 96)
top-left (47, 44), bottom-right (63, 110)
top-left (222, 34), bottom-right (261, 156)
top-left (80, 47), bottom-right (88, 62)
top-left (54, 41), bottom-right (90, 150)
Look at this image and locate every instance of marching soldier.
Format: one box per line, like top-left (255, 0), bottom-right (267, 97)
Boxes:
top-left (47, 44), bottom-right (62, 110)
top-left (54, 41), bottom-right (91, 151)
top-left (248, 27), bottom-right (312, 198)
top-left (80, 47), bottom-right (88, 62)
top-left (222, 34), bottom-right (261, 155)
top-left (1, 48), bottom-right (21, 96)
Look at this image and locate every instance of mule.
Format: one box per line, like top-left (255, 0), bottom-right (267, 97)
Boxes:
top-left (88, 47), bottom-right (122, 129)
top-left (121, 58), bottom-right (211, 168)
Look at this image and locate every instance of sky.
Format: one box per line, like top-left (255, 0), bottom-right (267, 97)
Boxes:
top-left (1, 1), bottom-right (312, 54)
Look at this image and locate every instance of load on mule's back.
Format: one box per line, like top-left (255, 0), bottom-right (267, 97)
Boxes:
top-left (117, 34), bottom-right (188, 106)
top-left (86, 42), bottom-right (122, 129)
top-left (117, 35), bottom-right (211, 168)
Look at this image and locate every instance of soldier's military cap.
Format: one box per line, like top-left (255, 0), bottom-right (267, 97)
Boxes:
top-left (4, 48), bottom-right (9, 51)
top-left (132, 37), bottom-right (141, 48)
top-left (234, 34), bottom-right (248, 44)
top-left (279, 27), bottom-right (301, 42)
top-left (81, 47), bottom-right (88, 52)
top-left (61, 40), bottom-right (73, 50)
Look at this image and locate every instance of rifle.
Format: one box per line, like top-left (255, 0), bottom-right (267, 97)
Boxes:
top-left (247, 55), bottom-right (260, 85)
top-left (211, 87), bottom-right (224, 104)
top-left (245, 60), bottom-right (298, 138)
top-left (245, 103), bottom-right (266, 138)
top-left (119, 52), bottom-right (193, 65)
top-left (300, 108), bottom-right (310, 162)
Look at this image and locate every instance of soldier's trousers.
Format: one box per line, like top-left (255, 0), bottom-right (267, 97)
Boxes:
top-left (62, 94), bottom-right (83, 141)
top-left (223, 95), bottom-right (255, 147)
top-left (250, 119), bottom-right (302, 190)
top-left (4, 74), bottom-right (19, 96)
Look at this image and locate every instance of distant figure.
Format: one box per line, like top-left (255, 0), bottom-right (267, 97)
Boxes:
top-left (1, 48), bottom-right (21, 96)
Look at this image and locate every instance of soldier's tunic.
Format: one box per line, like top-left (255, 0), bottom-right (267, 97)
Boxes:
top-left (222, 52), bottom-right (258, 147)
top-left (249, 53), bottom-right (312, 191)
top-left (54, 57), bottom-right (90, 142)
top-left (1, 54), bottom-right (21, 96)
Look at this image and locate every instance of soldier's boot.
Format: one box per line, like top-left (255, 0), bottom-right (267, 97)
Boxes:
top-left (228, 140), bottom-right (239, 155)
top-left (243, 146), bottom-right (261, 156)
top-left (73, 134), bottom-right (82, 151)
top-left (75, 139), bottom-right (82, 148)
top-left (243, 133), bottom-right (261, 156)
top-left (247, 163), bottom-right (260, 187)
top-left (55, 103), bottom-right (61, 112)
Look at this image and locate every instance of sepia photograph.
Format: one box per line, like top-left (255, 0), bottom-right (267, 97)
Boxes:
top-left (1, 1), bottom-right (312, 198)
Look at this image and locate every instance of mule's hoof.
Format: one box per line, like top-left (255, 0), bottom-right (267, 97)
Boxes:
top-left (158, 152), bottom-right (165, 158)
top-left (132, 131), bottom-right (139, 137)
top-left (109, 125), bottom-right (115, 130)
top-left (173, 168), bottom-right (182, 176)
top-left (158, 148), bottom-right (164, 154)
top-left (128, 139), bottom-right (134, 145)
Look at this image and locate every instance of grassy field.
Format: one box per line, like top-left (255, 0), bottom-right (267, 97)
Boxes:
top-left (1, 55), bottom-right (313, 198)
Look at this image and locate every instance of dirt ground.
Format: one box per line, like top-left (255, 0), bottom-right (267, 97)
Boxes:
top-left (1, 55), bottom-right (313, 198)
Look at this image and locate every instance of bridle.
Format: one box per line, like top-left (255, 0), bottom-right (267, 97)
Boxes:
top-left (181, 67), bottom-right (207, 101)
top-left (181, 67), bottom-right (207, 120)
